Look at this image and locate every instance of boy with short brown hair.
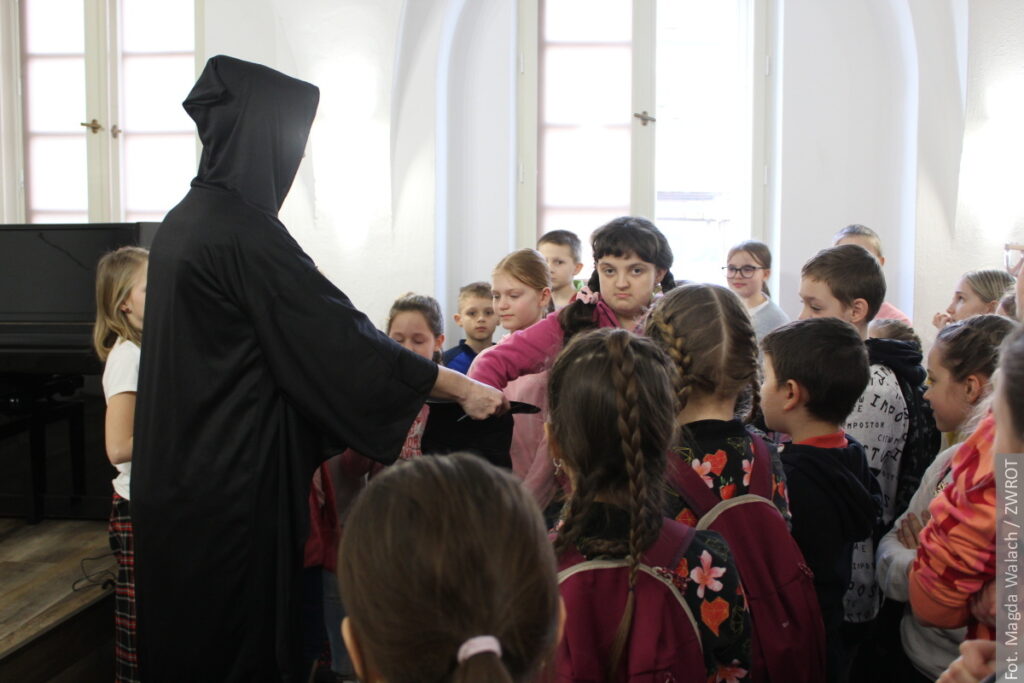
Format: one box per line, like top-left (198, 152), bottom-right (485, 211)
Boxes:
top-left (442, 282), bottom-right (498, 374)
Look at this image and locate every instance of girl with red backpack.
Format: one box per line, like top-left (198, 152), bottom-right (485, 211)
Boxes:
top-left (646, 283), bottom-right (826, 682)
top-left (548, 328), bottom-right (751, 682)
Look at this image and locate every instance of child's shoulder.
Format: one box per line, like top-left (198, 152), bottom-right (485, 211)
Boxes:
top-left (109, 337), bottom-right (141, 360)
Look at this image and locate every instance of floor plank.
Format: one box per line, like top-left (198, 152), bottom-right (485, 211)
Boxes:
top-left (0, 518), bottom-right (113, 659)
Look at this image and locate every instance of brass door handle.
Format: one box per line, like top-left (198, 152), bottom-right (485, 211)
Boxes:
top-left (80, 119), bottom-right (103, 134)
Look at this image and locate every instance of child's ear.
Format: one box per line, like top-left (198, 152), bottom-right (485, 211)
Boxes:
top-left (848, 298), bottom-right (870, 325)
top-left (453, 313), bottom-right (462, 325)
top-left (545, 423), bottom-right (560, 458)
top-left (539, 287), bottom-right (553, 310)
top-left (435, 333), bottom-right (446, 352)
top-left (964, 373), bottom-right (984, 403)
top-left (342, 617), bottom-right (368, 683)
top-left (556, 597), bottom-right (567, 651)
top-left (782, 379), bottom-right (802, 412)
top-left (572, 262), bottom-right (584, 276)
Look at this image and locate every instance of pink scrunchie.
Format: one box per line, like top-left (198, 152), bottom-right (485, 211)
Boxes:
top-left (457, 635), bottom-right (502, 663)
top-left (575, 285), bottom-right (599, 305)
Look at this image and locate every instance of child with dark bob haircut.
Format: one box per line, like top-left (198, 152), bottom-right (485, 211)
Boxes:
top-left (337, 453), bottom-right (562, 683)
top-left (761, 318), bottom-right (881, 682)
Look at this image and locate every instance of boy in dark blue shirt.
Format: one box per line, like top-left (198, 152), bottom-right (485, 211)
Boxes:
top-left (761, 318), bottom-right (882, 683)
top-left (442, 281), bottom-right (497, 373)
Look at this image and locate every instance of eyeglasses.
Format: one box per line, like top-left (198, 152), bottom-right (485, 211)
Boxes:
top-left (1006, 243), bottom-right (1024, 277)
top-left (722, 265), bottom-right (766, 279)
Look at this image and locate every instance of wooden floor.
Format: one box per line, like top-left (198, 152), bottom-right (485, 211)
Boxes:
top-left (0, 517), bottom-right (114, 681)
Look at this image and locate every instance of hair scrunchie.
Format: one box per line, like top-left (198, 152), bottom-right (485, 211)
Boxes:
top-left (456, 635), bottom-right (502, 663)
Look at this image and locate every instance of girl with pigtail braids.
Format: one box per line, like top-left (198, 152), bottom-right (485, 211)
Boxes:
top-left (549, 328), bottom-right (750, 682)
top-left (645, 283), bottom-right (791, 525)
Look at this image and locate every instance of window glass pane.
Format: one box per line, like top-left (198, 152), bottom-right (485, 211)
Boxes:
top-left (121, 0), bottom-right (195, 53)
top-left (544, 46), bottom-right (630, 126)
top-left (25, 57), bottom-right (87, 133)
top-left (544, 0), bottom-right (631, 43)
top-left (655, 0), bottom-right (752, 283)
top-left (543, 127), bottom-right (630, 208)
top-left (123, 134), bottom-right (196, 214)
top-left (28, 136), bottom-right (88, 212)
top-left (125, 212), bottom-right (168, 223)
top-left (23, 0), bottom-right (84, 54)
top-left (122, 55), bottom-right (198, 132)
top-left (30, 212), bottom-right (90, 224)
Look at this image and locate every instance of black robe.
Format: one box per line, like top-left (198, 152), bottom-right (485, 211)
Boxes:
top-left (131, 55), bottom-right (438, 683)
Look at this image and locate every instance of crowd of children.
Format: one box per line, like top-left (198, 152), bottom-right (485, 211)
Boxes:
top-left (95, 218), bottom-right (1023, 682)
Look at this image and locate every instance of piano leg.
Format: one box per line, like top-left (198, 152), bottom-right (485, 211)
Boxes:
top-left (68, 400), bottom-right (85, 502)
top-left (29, 413), bottom-right (46, 523)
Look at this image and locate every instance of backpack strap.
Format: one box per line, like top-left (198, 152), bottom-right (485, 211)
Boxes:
top-left (555, 519), bottom-right (703, 651)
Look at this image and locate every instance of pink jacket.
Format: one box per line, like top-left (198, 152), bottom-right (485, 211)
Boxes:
top-left (469, 300), bottom-right (622, 508)
top-left (468, 300), bottom-right (622, 390)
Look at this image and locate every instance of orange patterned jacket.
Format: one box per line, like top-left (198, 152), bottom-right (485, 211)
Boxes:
top-left (908, 415), bottom-right (996, 639)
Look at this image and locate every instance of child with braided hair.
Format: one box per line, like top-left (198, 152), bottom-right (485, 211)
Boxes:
top-left (645, 283), bottom-right (790, 523)
top-left (647, 284), bottom-right (827, 682)
top-left (549, 328), bottom-right (751, 682)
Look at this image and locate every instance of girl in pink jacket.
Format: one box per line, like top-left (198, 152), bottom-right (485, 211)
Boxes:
top-left (469, 216), bottom-right (676, 392)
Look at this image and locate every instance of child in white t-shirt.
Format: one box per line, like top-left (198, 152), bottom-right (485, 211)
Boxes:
top-left (94, 245), bottom-right (148, 683)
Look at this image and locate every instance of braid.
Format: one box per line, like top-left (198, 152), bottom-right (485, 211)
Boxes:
top-left (605, 330), bottom-right (662, 679)
top-left (651, 313), bottom-right (691, 411)
top-left (553, 475), bottom-right (602, 557)
top-left (746, 376), bottom-right (762, 424)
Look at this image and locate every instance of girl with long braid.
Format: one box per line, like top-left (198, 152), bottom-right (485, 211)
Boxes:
top-left (549, 328), bottom-right (750, 682)
top-left (645, 283), bottom-right (790, 523)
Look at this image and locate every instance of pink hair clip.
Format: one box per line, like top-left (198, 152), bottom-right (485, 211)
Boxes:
top-left (575, 285), bottom-right (599, 305)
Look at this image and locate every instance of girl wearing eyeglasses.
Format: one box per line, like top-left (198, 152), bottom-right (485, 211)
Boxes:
top-left (725, 240), bottom-right (790, 339)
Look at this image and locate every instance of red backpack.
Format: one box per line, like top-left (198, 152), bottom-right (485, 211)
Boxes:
top-left (673, 434), bottom-right (826, 682)
top-left (554, 520), bottom-right (707, 683)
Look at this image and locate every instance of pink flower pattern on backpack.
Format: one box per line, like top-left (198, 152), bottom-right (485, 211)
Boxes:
top-left (691, 458), bottom-right (714, 488)
top-left (690, 549), bottom-right (726, 598)
top-left (715, 660), bottom-right (749, 682)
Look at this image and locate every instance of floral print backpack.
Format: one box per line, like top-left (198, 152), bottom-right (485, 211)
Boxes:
top-left (554, 520), bottom-right (742, 682)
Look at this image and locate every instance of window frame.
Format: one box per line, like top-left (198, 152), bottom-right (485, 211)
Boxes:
top-left (0, 0), bottom-right (203, 224)
top-left (516, 0), bottom-right (772, 251)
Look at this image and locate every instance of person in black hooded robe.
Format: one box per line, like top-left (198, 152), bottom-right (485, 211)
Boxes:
top-left (130, 55), bottom-right (506, 683)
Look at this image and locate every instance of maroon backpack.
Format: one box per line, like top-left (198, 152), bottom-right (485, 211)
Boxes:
top-left (554, 519), bottom-right (707, 683)
top-left (673, 434), bottom-right (826, 682)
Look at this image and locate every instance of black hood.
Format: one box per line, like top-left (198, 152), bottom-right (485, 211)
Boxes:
top-left (184, 55), bottom-right (320, 216)
top-left (782, 437), bottom-right (882, 542)
top-left (865, 337), bottom-right (926, 387)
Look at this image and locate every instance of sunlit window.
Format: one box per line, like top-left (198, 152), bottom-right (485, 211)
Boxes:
top-left (20, 0), bottom-right (196, 224)
top-left (537, 0), bottom-right (756, 282)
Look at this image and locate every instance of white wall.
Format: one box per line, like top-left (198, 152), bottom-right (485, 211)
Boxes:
top-left (199, 0), bottom-right (1020, 342)
top-left (772, 0), bottom-right (922, 321)
top-left (915, 0), bottom-right (1024, 345)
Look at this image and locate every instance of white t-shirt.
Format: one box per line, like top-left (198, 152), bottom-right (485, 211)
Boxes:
top-left (842, 362), bottom-right (909, 623)
top-left (102, 338), bottom-right (140, 500)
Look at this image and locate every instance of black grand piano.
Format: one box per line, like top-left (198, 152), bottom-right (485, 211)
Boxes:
top-left (0, 222), bottom-right (156, 521)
